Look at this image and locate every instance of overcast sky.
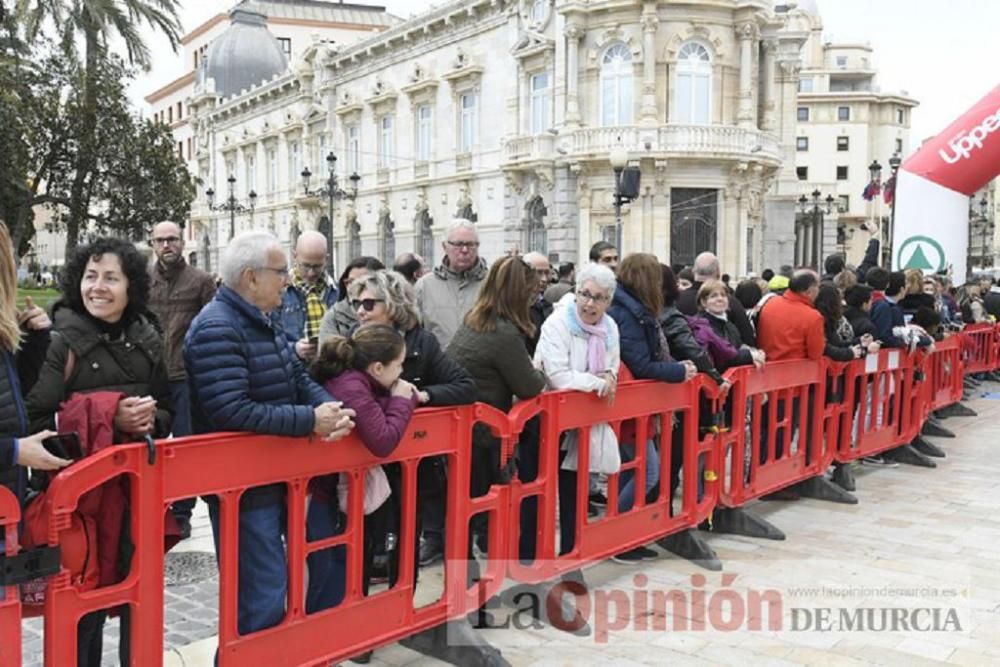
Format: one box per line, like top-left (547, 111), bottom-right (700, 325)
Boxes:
top-left (129, 0), bottom-right (1000, 147)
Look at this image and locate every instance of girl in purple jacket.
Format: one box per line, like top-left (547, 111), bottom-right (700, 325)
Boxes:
top-left (311, 325), bottom-right (419, 619)
top-left (313, 325), bottom-right (420, 458)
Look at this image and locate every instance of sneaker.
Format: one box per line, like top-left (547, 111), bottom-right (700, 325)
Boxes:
top-left (611, 546), bottom-right (658, 564)
top-left (588, 502), bottom-right (599, 517)
top-left (862, 455), bottom-right (898, 467)
top-left (418, 538), bottom-right (443, 567)
top-left (588, 492), bottom-right (608, 507)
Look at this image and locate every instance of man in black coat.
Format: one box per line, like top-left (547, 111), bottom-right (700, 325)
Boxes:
top-left (676, 252), bottom-right (756, 346)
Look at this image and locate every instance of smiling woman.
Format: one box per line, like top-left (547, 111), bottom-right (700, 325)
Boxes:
top-left (25, 236), bottom-right (172, 666)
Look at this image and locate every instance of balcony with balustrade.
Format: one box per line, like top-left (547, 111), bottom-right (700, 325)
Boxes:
top-left (501, 124), bottom-right (782, 170)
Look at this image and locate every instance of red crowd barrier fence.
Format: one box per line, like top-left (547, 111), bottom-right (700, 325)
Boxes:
top-left (1, 486), bottom-right (23, 667)
top-left (715, 360), bottom-right (832, 507)
top-left (505, 377), bottom-right (712, 584)
top-left (4, 328), bottom-right (995, 665)
top-left (961, 323), bottom-right (998, 374)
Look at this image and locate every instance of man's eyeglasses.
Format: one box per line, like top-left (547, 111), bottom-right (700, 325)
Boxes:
top-left (259, 266), bottom-right (289, 278)
top-left (151, 237), bottom-right (181, 246)
top-left (351, 298), bottom-right (386, 312)
top-left (299, 262), bottom-right (325, 274)
top-left (576, 289), bottom-right (610, 305)
top-left (446, 241), bottom-right (480, 250)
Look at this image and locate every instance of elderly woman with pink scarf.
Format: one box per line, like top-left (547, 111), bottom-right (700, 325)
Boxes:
top-left (535, 263), bottom-right (661, 563)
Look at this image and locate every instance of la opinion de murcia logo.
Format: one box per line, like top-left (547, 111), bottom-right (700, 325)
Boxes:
top-left (938, 105), bottom-right (1000, 165)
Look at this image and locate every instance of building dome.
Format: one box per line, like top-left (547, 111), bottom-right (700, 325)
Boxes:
top-left (199, 8), bottom-right (287, 98)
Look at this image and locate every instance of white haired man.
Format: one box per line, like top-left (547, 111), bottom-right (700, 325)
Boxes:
top-left (184, 231), bottom-right (356, 636)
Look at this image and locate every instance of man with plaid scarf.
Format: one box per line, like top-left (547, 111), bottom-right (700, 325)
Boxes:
top-left (279, 231), bottom-right (339, 361)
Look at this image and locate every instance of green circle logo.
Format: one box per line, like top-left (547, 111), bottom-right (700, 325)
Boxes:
top-left (897, 235), bottom-right (946, 272)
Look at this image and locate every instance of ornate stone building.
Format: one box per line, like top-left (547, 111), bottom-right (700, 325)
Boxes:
top-left (188, 0), bottom-right (811, 275)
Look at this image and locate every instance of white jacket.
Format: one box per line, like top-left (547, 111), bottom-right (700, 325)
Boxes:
top-left (534, 307), bottom-right (621, 473)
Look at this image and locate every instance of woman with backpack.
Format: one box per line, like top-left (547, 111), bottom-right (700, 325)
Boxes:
top-left (25, 237), bottom-right (173, 667)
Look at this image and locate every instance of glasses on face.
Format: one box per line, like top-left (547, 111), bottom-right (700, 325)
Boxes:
top-left (299, 262), bottom-right (325, 274)
top-left (260, 266), bottom-right (289, 279)
top-left (151, 236), bottom-right (181, 246)
top-left (576, 289), bottom-right (610, 305)
top-left (351, 298), bottom-right (386, 312)
top-left (447, 241), bottom-right (480, 251)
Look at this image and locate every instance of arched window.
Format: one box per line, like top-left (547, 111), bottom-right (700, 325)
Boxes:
top-left (525, 195), bottom-right (548, 255)
top-left (600, 43), bottom-right (633, 127)
top-left (531, 0), bottom-right (548, 25)
top-left (675, 42), bottom-right (712, 125)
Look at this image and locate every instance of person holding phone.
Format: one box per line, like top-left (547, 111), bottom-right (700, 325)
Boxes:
top-left (0, 222), bottom-right (69, 515)
top-left (25, 237), bottom-right (174, 667)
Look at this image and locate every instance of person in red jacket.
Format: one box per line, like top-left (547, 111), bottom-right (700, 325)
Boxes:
top-left (753, 270), bottom-right (824, 492)
top-left (756, 269), bottom-right (824, 361)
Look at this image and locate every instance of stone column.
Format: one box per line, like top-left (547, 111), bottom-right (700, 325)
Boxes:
top-left (565, 23), bottom-right (583, 127)
top-left (736, 22), bottom-right (759, 128)
top-left (761, 39), bottom-right (777, 132)
top-left (639, 10), bottom-right (659, 125)
top-left (517, 63), bottom-right (527, 135)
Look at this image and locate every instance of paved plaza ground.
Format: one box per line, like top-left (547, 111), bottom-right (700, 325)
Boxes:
top-left (20, 385), bottom-right (1000, 666)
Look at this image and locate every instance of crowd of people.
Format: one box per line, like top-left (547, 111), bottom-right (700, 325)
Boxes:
top-left (0, 217), bottom-right (994, 666)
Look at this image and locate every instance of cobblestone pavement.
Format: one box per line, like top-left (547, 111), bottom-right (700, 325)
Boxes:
top-left (20, 385), bottom-right (1000, 665)
top-left (21, 502), bottom-right (220, 667)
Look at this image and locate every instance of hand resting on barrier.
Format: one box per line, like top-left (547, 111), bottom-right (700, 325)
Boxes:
top-left (313, 401), bottom-right (357, 441)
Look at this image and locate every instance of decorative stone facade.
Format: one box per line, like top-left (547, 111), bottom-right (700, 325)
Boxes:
top-left (188, 0), bottom-right (811, 276)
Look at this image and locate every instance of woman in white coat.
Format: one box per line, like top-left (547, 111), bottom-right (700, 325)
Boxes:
top-left (534, 263), bottom-right (660, 563)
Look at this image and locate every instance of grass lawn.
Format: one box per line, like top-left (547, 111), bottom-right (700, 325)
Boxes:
top-left (16, 288), bottom-right (61, 311)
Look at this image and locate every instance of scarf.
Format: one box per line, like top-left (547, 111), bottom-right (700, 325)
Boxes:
top-left (292, 269), bottom-right (330, 339)
top-left (566, 304), bottom-right (610, 374)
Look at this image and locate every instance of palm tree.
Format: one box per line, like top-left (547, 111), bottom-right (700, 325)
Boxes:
top-left (15, 0), bottom-right (183, 252)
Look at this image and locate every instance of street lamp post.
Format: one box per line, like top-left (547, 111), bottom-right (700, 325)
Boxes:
top-left (887, 154), bottom-right (901, 267)
top-left (301, 152), bottom-right (360, 274)
top-left (205, 175), bottom-right (257, 241)
top-left (798, 188), bottom-right (834, 269)
top-left (609, 144), bottom-right (629, 252)
top-left (979, 196), bottom-right (994, 269)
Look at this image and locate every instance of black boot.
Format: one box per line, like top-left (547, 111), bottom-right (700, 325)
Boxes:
top-left (400, 620), bottom-right (509, 667)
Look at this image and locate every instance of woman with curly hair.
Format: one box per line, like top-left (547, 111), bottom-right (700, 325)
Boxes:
top-left (26, 236), bottom-right (172, 666)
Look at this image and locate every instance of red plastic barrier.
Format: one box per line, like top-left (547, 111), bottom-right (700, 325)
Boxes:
top-left (505, 377), bottom-right (712, 584)
top-left (0, 486), bottom-right (21, 666)
top-left (715, 360), bottom-right (831, 507)
top-left (35, 404), bottom-right (511, 667)
top-left (9, 324), bottom-right (1000, 666)
top-left (835, 348), bottom-right (915, 462)
top-left (927, 336), bottom-right (965, 411)
top-left (962, 323), bottom-right (997, 374)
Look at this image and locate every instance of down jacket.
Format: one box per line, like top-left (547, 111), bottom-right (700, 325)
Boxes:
top-left (0, 328), bottom-right (49, 501)
top-left (184, 286), bottom-right (330, 438)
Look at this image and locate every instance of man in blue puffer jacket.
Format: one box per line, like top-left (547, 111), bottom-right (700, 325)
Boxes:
top-left (184, 231), bottom-right (355, 636)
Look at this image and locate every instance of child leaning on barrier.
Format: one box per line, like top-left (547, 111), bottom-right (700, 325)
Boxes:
top-left (311, 325), bottom-right (420, 594)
